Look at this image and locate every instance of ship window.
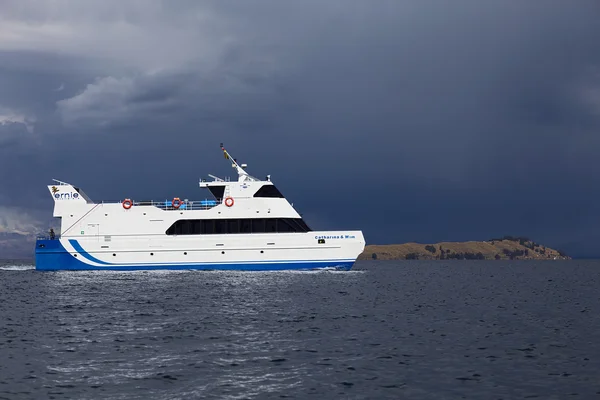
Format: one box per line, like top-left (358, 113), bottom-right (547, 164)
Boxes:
top-left (253, 185), bottom-right (284, 198)
top-left (292, 218), bottom-right (312, 232)
top-left (240, 219), bottom-right (252, 233)
top-left (202, 219), bottom-right (214, 234)
top-left (215, 219), bottom-right (228, 234)
top-left (228, 219), bottom-right (240, 234)
top-left (285, 219), bottom-right (299, 232)
top-left (180, 220), bottom-right (191, 235)
top-left (277, 218), bottom-right (295, 233)
top-left (265, 219), bottom-right (277, 232)
top-left (165, 218), bottom-right (312, 235)
top-left (207, 186), bottom-right (225, 200)
top-left (252, 218), bottom-right (265, 233)
top-left (192, 220), bottom-right (202, 234)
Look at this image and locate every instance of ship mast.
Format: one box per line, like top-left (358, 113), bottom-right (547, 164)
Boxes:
top-left (220, 143), bottom-right (259, 182)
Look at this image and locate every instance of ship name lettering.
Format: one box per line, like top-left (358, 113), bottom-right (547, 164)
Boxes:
top-left (54, 192), bottom-right (80, 200)
top-left (315, 234), bottom-right (354, 240)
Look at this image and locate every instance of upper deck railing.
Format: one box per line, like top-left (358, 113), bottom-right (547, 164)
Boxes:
top-left (36, 235), bottom-right (60, 240)
top-left (101, 199), bottom-right (222, 211)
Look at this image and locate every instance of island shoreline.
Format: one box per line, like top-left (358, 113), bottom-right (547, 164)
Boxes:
top-left (359, 236), bottom-right (570, 261)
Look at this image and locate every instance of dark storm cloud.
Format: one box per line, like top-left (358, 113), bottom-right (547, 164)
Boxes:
top-left (1, 1), bottom-right (600, 256)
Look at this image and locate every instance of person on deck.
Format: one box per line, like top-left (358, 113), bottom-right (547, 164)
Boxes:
top-left (49, 228), bottom-right (55, 240)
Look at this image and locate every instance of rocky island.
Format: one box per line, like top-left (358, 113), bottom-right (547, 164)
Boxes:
top-left (358, 236), bottom-right (570, 261)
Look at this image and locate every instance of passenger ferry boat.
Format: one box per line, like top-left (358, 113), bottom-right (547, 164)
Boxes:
top-left (35, 144), bottom-right (365, 271)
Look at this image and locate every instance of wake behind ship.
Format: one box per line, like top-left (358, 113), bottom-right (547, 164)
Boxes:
top-left (35, 145), bottom-right (365, 271)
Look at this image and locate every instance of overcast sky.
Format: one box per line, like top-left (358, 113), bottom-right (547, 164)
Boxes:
top-left (1, 1), bottom-right (600, 257)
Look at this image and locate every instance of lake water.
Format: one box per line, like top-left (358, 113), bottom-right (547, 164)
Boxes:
top-left (1, 259), bottom-right (599, 399)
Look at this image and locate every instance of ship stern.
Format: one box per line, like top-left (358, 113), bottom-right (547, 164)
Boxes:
top-left (35, 238), bottom-right (65, 271)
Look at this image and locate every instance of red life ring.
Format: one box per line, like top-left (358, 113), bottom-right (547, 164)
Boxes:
top-left (122, 199), bottom-right (132, 209)
top-left (172, 197), bottom-right (182, 209)
top-left (224, 196), bottom-right (234, 207)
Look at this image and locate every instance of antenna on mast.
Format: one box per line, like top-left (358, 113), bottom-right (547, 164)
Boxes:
top-left (220, 143), bottom-right (258, 182)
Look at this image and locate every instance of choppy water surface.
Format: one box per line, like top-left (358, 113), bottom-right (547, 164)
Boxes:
top-left (1, 260), bottom-right (600, 399)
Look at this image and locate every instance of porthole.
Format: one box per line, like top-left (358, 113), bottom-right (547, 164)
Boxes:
top-left (150, 252), bottom-right (154, 256)
top-left (260, 250), bottom-right (264, 254)
top-left (221, 251), bottom-right (225, 255)
top-left (113, 253), bottom-right (116, 256)
top-left (184, 252), bottom-right (187, 255)
top-left (74, 254), bottom-right (78, 258)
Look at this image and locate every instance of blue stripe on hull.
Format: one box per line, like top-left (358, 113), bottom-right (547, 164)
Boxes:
top-left (68, 239), bottom-right (111, 265)
top-left (34, 240), bottom-right (355, 271)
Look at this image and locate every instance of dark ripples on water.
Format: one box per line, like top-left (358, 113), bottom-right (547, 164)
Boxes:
top-left (1, 260), bottom-right (600, 399)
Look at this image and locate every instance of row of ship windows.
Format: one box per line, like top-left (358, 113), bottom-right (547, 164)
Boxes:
top-left (165, 218), bottom-right (312, 236)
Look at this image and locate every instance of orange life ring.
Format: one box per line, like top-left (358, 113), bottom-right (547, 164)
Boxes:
top-left (172, 197), bottom-right (182, 209)
top-left (224, 196), bottom-right (234, 207)
top-left (122, 199), bottom-right (132, 209)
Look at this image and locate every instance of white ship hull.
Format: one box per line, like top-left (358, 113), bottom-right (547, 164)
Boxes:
top-left (36, 231), bottom-right (364, 271)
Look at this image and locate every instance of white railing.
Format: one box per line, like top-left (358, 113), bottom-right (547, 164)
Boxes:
top-left (37, 235), bottom-right (60, 240)
top-left (101, 199), bottom-right (222, 211)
